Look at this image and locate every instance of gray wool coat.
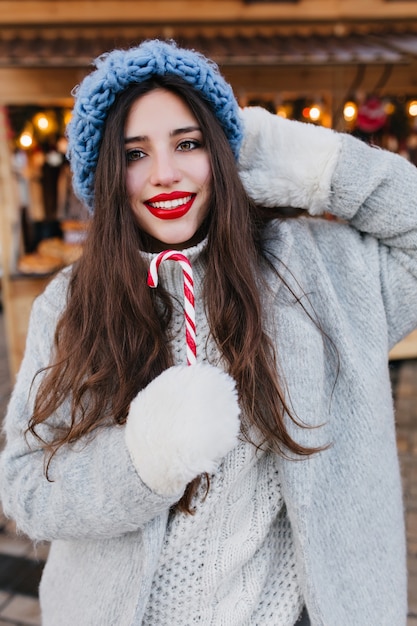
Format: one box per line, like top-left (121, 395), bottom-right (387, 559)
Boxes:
top-left (1, 114), bottom-right (417, 624)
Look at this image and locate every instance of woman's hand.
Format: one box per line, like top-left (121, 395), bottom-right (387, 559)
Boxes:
top-left (238, 106), bottom-right (341, 215)
top-left (125, 363), bottom-right (241, 496)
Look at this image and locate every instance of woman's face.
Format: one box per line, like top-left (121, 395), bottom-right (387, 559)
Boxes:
top-left (125, 88), bottom-right (212, 251)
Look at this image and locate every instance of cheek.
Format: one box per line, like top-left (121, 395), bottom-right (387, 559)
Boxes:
top-left (195, 157), bottom-right (212, 191)
top-left (126, 166), bottom-right (145, 197)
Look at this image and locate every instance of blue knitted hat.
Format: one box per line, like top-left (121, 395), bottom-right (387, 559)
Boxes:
top-left (67, 39), bottom-right (243, 211)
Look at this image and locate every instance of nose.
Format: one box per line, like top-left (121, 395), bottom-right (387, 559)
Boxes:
top-left (149, 151), bottom-right (181, 187)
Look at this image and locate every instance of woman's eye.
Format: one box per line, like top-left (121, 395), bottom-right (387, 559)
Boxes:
top-left (177, 140), bottom-right (201, 152)
top-left (126, 148), bottom-right (145, 163)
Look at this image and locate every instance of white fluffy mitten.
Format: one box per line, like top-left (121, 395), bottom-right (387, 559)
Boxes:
top-left (238, 106), bottom-right (342, 215)
top-left (125, 363), bottom-right (241, 496)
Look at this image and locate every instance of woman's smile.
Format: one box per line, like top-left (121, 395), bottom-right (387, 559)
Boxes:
top-left (144, 191), bottom-right (196, 219)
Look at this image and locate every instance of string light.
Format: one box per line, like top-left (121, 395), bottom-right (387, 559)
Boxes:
top-left (343, 101), bottom-right (357, 122)
top-left (408, 100), bottom-right (417, 117)
top-left (309, 105), bottom-right (321, 122)
top-left (18, 130), bottom-right (33, 149)
top-left (302, 104), bottom-right (322, 123)
top-left (34, 113), bottom-right (49, 131)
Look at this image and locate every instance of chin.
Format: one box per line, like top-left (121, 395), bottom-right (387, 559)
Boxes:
top-left (156, 226), bottom-right (207, 250)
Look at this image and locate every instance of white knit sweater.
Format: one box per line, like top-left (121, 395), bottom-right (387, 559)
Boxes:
top-left (142, 432), bottom-right (302, 625)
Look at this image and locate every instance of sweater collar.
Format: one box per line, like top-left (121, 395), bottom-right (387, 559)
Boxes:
top-left (141, 236), bottom-right (207, 265)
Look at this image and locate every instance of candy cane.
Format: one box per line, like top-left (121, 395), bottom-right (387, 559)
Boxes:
top-left (147, 250), bottom-right (197, 366)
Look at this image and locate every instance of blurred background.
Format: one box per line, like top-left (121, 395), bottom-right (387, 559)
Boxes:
top-left (0, 1), bottom-right (416, 624)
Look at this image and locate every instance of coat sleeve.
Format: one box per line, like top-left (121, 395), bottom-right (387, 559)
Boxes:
top-left (0, 274), bottom-right (179, 543)
top-left (238, 106), bottom-right (417, 346)
top-left (327, 132), bottom-right (417, 345)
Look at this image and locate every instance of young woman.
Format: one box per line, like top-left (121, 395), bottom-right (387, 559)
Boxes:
top-left (1, 39), bottom-right (417, 626)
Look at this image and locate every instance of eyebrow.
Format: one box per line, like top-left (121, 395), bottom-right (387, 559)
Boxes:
top-left (124, 125), bottom-right (201, 144)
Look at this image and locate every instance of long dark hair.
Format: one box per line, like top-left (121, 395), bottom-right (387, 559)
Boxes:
top-left (28, 75), bottom-right (322, 513)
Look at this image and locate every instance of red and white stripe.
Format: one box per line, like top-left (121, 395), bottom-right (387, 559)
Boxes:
top-left (147, 250), bottom-right (197, 366)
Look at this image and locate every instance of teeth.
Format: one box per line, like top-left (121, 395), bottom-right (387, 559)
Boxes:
top-left (149, 195), bottom-right (192, 209)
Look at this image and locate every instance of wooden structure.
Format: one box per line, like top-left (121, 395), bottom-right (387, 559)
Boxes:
top-left (3, 1), bottom-right (417, 112)
top-left (1, 0), bottom-right (417, 377)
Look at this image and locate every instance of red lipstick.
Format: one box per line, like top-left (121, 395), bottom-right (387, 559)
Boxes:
top-left (144, 192), bottom-right (196, 220)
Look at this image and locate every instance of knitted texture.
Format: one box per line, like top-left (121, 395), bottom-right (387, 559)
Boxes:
top-left (67, 39), bottom-right (243, 211)
top-left (142, 443), bottom-right (303, 626)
